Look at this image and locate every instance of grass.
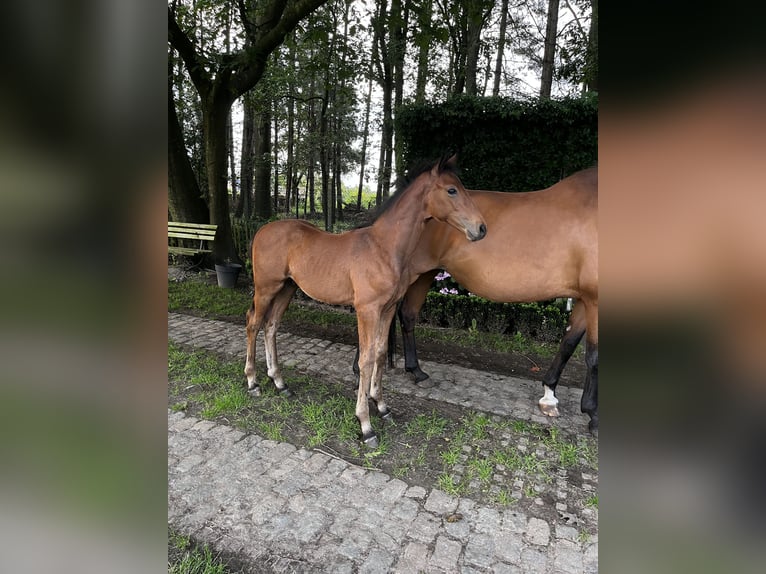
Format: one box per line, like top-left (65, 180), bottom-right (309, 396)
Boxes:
top-left (168, 280), bottom-right (250, 318)
top-left (169, 530), bottom-right (237, 574)
top-left (462, 411), bottom-right (492, 440)
top-left (404, 410), bottom-right (449, 440)
top-left (168, 317), bottom-right (598, 514)
top-left (168, 278), bottom-right (562, 359)
top-left (437, 473), bottom-right (467, 496)
top-left (494, 489), bottom-right (516, 506)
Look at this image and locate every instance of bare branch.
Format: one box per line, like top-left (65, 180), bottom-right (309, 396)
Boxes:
top-left (167, 6), bottom-right (212, 98)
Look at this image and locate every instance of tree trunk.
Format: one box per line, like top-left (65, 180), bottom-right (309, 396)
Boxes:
top-left (273, 102), bottom-right (279, 212)
top-left (356, 71), bottom-right (373, 210)
top-left (319, 86), bottom-right (330, 230)
top-left (168, 88), bottom-right (209, 223)
top-left (492, 0), bottom-right (509, 96)
top-left (391, 0), bottom-right (410, 179)
top-left (203, 101), bottom-right (238, 263)
top-left (540, 0), bottom-right (561, 99)
top-left (253, 107), bottom-right (272, 220)
top-left (235, 96), bottom-right (255, 218)
top-left (226, 111), bottom-right (237, 206)
top-left (372, 0), bottom-right (393, 203)
top-left (414, 1), bottom-right (432, 103)
top-left (285, 36), bottom-right (296, 213)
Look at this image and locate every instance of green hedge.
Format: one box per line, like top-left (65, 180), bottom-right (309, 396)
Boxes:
top-left (396, 94), bottom-right (598, 191)
top-left (420, 293), bottom-right (570, 343)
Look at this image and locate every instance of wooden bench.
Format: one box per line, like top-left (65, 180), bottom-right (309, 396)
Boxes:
top-left (168, 221), bottom-right (218, 256)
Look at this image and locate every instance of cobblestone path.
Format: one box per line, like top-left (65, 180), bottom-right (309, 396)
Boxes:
top-left (168, 312), bottom-right (597, 573)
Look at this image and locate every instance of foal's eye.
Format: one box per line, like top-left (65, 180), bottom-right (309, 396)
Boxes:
top-left (447, 187), bottom-right (458, 196)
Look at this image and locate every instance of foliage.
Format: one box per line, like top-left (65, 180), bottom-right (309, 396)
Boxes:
top-left (420, 291), bottom-right (570, 343)
top-left (396, 94), bottom-right (598, 192)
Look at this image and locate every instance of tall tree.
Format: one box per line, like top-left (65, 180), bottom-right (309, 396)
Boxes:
top-left (356, 70), bottom-right (373, 210)
top-left (253, 106), bottom-right (272, 219)
top-left (168, 75), bottom-right (209, 223)
top-left (235, 95), bottom-right (256, 218)
top-left (464, 0), bottom-right (493, 96)
top-left (492, 0), bottom-right (510, 97)
top-left (540, 0), bottom-right (561, 98)
top-left (414, 0), bottom-right (433, 103)
top-left (372, 0), bottom-right (394, 203)
top-left (168, 0), bottom-right (329, 263)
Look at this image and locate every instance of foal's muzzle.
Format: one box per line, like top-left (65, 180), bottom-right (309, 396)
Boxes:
top-left (467, 223), bottom-right (487, 242)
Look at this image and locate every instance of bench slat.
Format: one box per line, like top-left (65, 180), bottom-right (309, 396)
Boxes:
top-left (168, 221), bottom-right (218, 230)
top-left (168, 231), bottom-right (217, 240)
top-left (168, 246), bottom-right (212, 255)
top-left (168, 221), bottom-right (217, 257)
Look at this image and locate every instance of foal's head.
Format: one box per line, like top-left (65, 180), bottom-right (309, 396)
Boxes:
top-left (422, 154), bottom-right (487, 242)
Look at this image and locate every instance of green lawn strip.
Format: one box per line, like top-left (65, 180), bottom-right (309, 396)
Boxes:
top-left (168, 343), bottom-right (444, 474)
top-left (168, 279), bottom-right (561, 359)
top-left (168, 342), bottom-right (597, 509)
top-left (168, 529), bottom-right (238, 574)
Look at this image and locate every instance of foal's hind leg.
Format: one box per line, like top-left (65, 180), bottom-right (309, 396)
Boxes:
top-left (539, 301), bottom-right (586, 417)
top-left (245, 286), bottom-right (281, 395)
top-left (245, 301), bottom-right (267, 396)
top-left (263, 282), bottom-right (298, 397)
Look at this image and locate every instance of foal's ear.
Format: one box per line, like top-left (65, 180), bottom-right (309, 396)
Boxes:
top-left (442, 153), bottom-right (458, 171)
top-left (431, 153), bottom-right (458, 176)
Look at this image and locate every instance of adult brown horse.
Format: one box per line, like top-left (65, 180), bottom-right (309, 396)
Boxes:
top-left (245, 155), bottom-right (487, 448)
top-left (390, 168), bottom-right (598, 434)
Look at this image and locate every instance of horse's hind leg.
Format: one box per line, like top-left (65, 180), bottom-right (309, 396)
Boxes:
top-left (399, 272), bottom-right (436, 382)
top-left (263, 282), bottom-right (298, 397)
top-left (539, 301), bottom-right (586, 417)
top-left (580, 300), bottom-right (599, 436)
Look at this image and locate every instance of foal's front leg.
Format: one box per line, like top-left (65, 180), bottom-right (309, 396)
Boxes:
top-left (355, 309), bottom-right (381, 448)
top-left (369, 307), bottom-right (397, 421)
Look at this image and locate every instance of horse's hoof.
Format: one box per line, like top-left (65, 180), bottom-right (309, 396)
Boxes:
top-left (280, 387), bottom-right (294, 398)
top-left (407, 367), bottom-right (430, 383)
top-left (538, 401), bottom-right (560, 417)
top-left (362, 433), bottom-right (379, 449)
top-left (380, 410), bottom-right (394, 424)
top-left (247, 386), bottom-right (261, 397)
top-left (588, 418), bottom-right (599, 438)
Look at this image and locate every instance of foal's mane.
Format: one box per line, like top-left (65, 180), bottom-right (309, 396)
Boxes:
top-left (363, 155), bottom-right (460, 227)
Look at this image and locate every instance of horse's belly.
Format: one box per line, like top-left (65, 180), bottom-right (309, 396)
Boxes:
top-left (292, 272), bottom-right (355, 307)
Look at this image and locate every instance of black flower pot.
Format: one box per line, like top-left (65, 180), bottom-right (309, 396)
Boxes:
top-left (214, 263), bottom-right (242, 288)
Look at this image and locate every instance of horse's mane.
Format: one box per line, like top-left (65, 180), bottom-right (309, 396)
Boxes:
top-left (360, 154), bottom-right (460, 228)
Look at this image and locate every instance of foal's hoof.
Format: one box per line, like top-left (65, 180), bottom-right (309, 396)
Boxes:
top-left (280, 387), bottom-right (294, 398)
top-left (247, 386), bottom-right (261, 397)
top-left (362, 433), bottom-right (379, 449)
top-left (538, 400), bottom-right (560, 417)
top-left (588, 418), bottom-right (599, 438)
top-left (407, 367), bottom-right (430, 383)
top-left (380, 410), bottom-right (395, 424)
